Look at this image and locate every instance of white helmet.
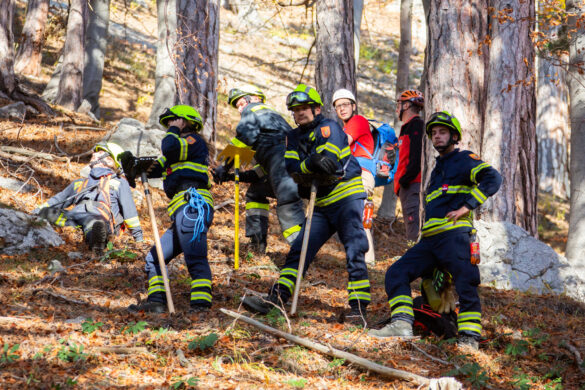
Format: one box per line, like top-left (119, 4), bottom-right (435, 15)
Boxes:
top-left (332, 88), bottom-right (356, 106)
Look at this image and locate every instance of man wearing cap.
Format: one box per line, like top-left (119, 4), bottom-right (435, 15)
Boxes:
top-left (35, 142), bottom-right (143, 252)
top-left (214, 84), bottom-right (305, 254)
top-left (332, 88), bottom-right (376, 265)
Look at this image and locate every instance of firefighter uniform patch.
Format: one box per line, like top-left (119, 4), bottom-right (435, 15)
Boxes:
top-left (469, 153), bottom-right (480, 160)
top-left (321, 126), bottom-right (331, 138)
top-left (186, 136), bottom-right (196, 144)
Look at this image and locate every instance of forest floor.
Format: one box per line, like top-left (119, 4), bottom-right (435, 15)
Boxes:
top-left (1, 1), bottom-right (584, 389)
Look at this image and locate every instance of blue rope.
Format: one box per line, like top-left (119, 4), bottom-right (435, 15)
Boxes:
top-left (182, 188), bottom-right (210, 243)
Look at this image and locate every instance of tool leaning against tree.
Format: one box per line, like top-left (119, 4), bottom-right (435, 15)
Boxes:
top-left (121, 105), bottom-right (215, 314)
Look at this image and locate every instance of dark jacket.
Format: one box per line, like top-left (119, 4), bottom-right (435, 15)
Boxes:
top-left (394, 116), bottom-right (424, 194)
top-left (422, 149), bottom-right (502, 237)
top-left (284, 114), bottom-right (365, 207)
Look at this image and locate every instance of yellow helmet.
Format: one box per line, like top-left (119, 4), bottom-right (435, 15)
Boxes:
top-left (286, 84), bottom-right (323, 110)
top-left (94, 142), bottom-right (125, 168)
top-left (227, 84), bottom-right (266, 108)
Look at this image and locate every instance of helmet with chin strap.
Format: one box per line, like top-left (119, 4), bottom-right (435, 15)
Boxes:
top-left (425, 111), bottom-right (462, 152)
top-left (227, 84), bottom-right (266, 108)
top-left (286, 84), bottom-right (323, 110)
top-left (94, 142), bottom-right (125, 168)
top-left (158, 105), bottom-right (203, 132)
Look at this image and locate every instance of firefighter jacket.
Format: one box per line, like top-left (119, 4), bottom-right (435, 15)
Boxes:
top-left (422, 149), bottom-right (502, 237)
top-left (40, 167), bottom-right (143, 241)
top-left (284, 114), bottom-right (366, 207)
top-left (148, 126), bottom-right (213, 218)
top-left (230, 102), bottom-right (292, 166)
top-left (394, 116), bottom-right (424, 194)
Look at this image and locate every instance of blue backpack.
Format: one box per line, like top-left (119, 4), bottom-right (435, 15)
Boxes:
top-left (352, 120), bottom-right (399, 187)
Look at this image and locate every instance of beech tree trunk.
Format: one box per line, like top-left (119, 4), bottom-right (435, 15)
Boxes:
top-left (315, 0), bottom-right (355, 119)
top-left (566, 0), bottom-right (585, 265)
top-left (537, 56), bottom-right (570, 199)
top-left (0, 0), bottom-right (17, 96)
top-left (480, 1), bottom-right (537, 236)
top-left (353, 0), bottom-right (363, 69)
top-left (14, 0), bottom-right (49, 77)
top-left (54, 0), bottom-right (87, 110)
top-left (147, 0), bottom-right (178, 129)
top-left (83, 0), bottom-right (110, 117)
top-left (175, 0), bottom-right (219, 144)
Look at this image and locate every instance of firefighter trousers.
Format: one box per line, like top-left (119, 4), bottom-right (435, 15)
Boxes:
top-left (144, 203), bottom-right (214, 308)
top-left (245, 147), bottom-right (305, 245)
top-left (270, 197), bottom-right (371, 309)
top-left (384, 229), bottom-right (482, 338)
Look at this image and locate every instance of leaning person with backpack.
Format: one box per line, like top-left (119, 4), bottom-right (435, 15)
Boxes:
top-left (332, 88), bottom-right (376, 266)
top-left (394, 89), bottom-right (425, 245)
top-left (35, 142), bottom-right (143, 252)
top-left (119, 105), bottom-right (215, 314)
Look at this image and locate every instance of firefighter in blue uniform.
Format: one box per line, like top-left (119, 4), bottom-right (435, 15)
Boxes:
top-left (369, 112), bottom-right (502, 349)
top-left (214, 84), bottom-right (305, 253)
top-left (242, 85), bottom-right (371, 324)
top-left (35, 142), bottom-right (143, 252)
top-left (121, 105), bottom-right (215, 313)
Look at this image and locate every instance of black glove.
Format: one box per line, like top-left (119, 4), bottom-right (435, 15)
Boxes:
top-left (308, 153), bottom-right (337, 175)
top-left (118, 151), bottom-right (137, 188)
top-left (213, 165), bottom-right (234, 184)
top-left (38, 207), bottom-right (61, 224)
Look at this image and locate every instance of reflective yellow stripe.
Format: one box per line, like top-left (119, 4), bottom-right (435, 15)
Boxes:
top-left (167, 189), bottom-right (213, 217)
top-left (421, 217), bottom-right (473, 237)
top-left (157, 156), bottom-right (166, 167)
top-left (389, 295), bottom-right (413, 307)
top-left (231, 137), bottom-right (251, 148)
top-left (179, 137), bottom-right (188, 161)
top-left (149, 275), bottom-right (164, 285)
top-left (124, 216), bottom-right (140, 228)
top-left (458, 311), bottom-right (481, 322)
top-left (250, 104), bottom-right (273, 112)
top-left (340, 147), bottom-right (351, 159)
top-left (300, 160), bottom-right (311, 174)
top-left (315, 177), bottom-right (364, 207)
top-left (348, 292), bottom-right (371, 301)
top-left (458, 322), bottom-right (482, 334)
top-left (55, 213), bottom-right (67, 227)
top-left (471, 188), bottom-right (487, 204)
top-left (162, 161), bottom-right (208, 179)
top-left (283, 224), bottom-right (301, 239)
top-left (391, 306), bottom-right (414, 317)
top-left (278, 277), bottom-right (295, 294)
top-left (190, 292), bottom-right (212, 302)
top-left (309, 132), bottom-right (315, 141)
top-left (470, 162), bottom-right (490, 183)
top-left (191, 279), bottom-right (212, 289)
top-left (285, 151), bottom-right (300, 160)
top-left (316, 142), bottom-right (342, 158)
top-left (348, 280), bottom-right (370, 290)
top-left (280, 268), bottom-right (298, 277)
top-left (148, 286), bottom-right (166, 295)
top-left (426, 185), bottom-right (473, 203)
top-left (245, 202), bottom-right (269, 210)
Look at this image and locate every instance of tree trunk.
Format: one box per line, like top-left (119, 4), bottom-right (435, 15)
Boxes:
top-left (175, 0), bottom-right (219, 145)
top-left (147, 0), bottom-right (178, 129)
top-left (83, 0), bottom-right (110, 117)
top-left (353, 0), bottom-right (363, 70)
top-left (0, 0), bottom-right (53, 114)
top-left (379, 0), bottom-right (412, 222)
top-left (481, 0), bottom-right (537, 236)
top-left (0, 0), bottom-right (16, 96)
top-left (54, 0), bottom-right (87, 111)
top-left (536, 56), bottom-right (570, 199)
top-left (566, 0), bottom-right (585, 264)
top-left (14, 0), bottom-right (49, 77)
top-left (315, 0), bottom-right (355, 120)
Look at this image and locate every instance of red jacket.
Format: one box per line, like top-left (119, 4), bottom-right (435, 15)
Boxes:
top-left (394, 116), bottom-right (423, 194)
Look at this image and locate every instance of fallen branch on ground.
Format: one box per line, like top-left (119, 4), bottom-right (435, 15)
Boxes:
top-left (561, 340), bottom-right (585, 374)
top-left (214, 199), bottom-right (235, 211)
top-left (33, 289), bottom-right (87, 305)
top-left (92, 346), bottom-right (150, 355)
top-left (0, 145), bottom-right (69, 162)
top-left (220, 308), bottom-right (438, 386)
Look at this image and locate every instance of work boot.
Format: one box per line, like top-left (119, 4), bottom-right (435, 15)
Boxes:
top-left (242, 294), bottom-right (280, 315)
top-left (88, 220), bottom-right (108, 253)
top-left (368, 320), bottom-right (414, 338)
top-left (128, 301), bottom-right (166, 313)
top-left (250, 236), bottom-right (267, 255)
top-left (457, 334), bottom-right (479, 350)
top-left (344, 306), bottom-right (368, 327)
top-left (189, 304), bottom-right (210, 314)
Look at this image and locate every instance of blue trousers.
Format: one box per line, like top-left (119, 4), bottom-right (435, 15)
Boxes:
top-left (145, 202), bottom-right (214, 308)
top-left (385, 229), bottom-right (482, 337)
top-left (272, 196), bottom-right (370, 309)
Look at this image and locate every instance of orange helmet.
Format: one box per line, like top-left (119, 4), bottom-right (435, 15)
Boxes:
top-left (397, 89), bottom-right (424, 107)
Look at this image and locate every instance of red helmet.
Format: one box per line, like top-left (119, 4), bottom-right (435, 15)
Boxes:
top-left (397, 89), bottom-right (424, 107)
